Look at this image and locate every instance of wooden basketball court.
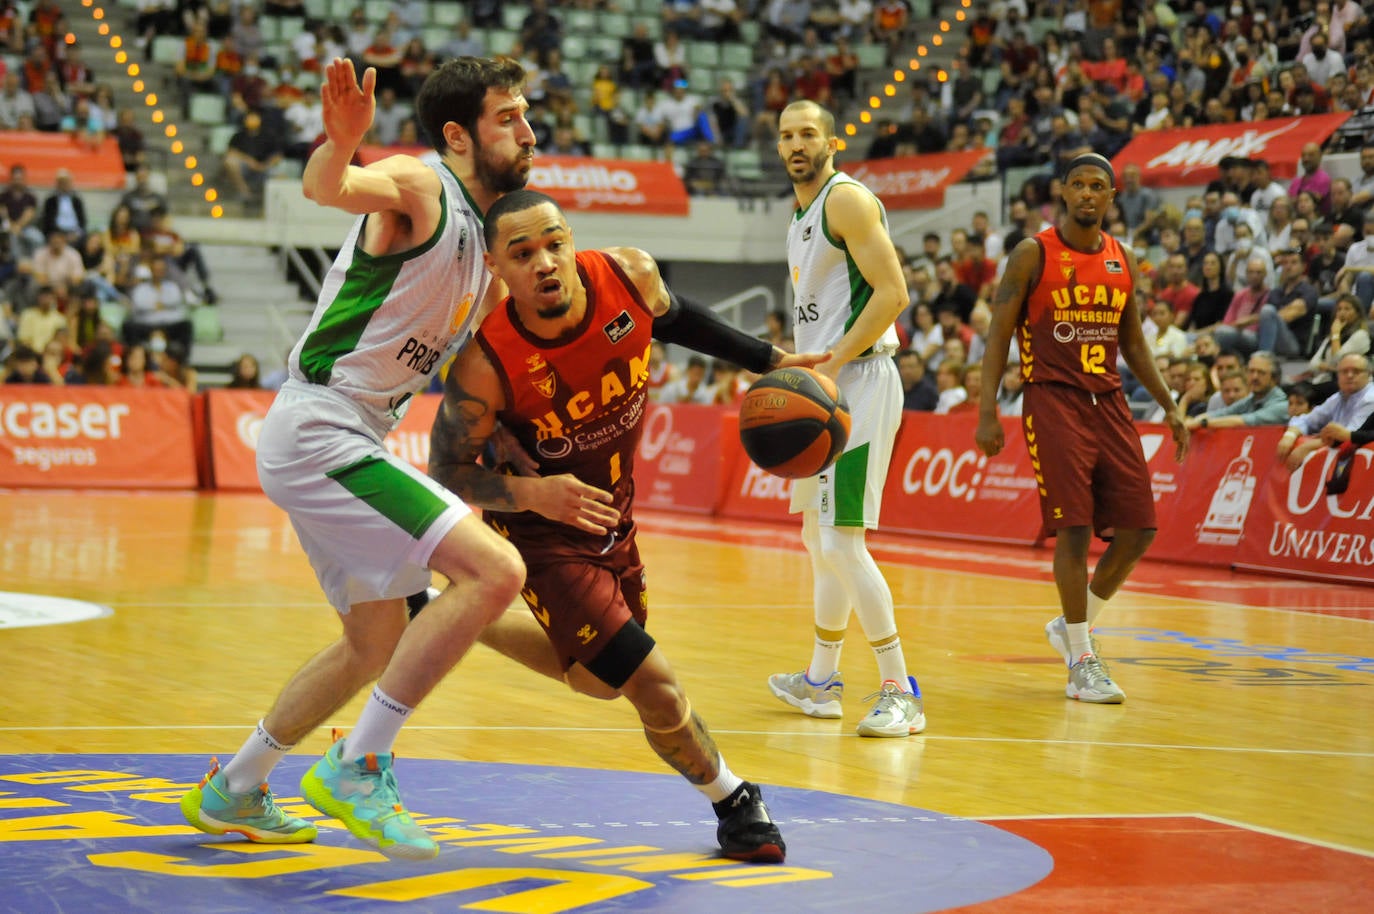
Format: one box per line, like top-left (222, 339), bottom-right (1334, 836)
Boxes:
top-left (2, 490), bottom-right (1372, 911)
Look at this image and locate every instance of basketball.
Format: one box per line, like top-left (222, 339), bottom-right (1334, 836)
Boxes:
top-left (739, 367), bottom-right (851, 479)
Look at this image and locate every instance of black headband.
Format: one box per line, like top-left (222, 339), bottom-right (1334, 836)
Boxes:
top-left (1062, 153), bottom-right (1116, 188)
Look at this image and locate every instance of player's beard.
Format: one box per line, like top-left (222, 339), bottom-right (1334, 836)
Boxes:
top-left (472, 136), bottom-right (531, 195)
top-left (1071, 208), bottom-right (1105, 229)
top-left (537, 300), bottom-right (572, 319)
top-left (788, 149), bottom-right (829, 186)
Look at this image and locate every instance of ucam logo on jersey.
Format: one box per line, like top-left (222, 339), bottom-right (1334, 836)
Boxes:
top-left (1111, 113), bottom-right (1351, 186)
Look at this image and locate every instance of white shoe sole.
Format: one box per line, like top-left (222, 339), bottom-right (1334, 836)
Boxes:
top-left (768, 680), bottom-right (842, 719)
top-left (1065, 684), bottom-right (1126, 704)
top-left (856, 713), bottom-right (927, 737)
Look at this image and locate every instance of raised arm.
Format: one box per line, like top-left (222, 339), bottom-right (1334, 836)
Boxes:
top-left (302, 58), bottom-right (439, 218)
top-left (975, 236), bottom-right (1039, 457)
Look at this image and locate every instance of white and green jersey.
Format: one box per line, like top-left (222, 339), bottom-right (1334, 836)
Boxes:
top-left (786, 171), bottom-right (900, 358)
top-left (288, 158), bottom-right (488, 432)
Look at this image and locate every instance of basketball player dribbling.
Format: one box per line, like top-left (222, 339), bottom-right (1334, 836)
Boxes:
top-left (180, 57), bottom-right (539, 861)
top-left (975, 153), bottom-right (1188, 703)
top-left (766, 100), bottom-right (926, 737)
top-left (428, 190), bottom-right (827, 861)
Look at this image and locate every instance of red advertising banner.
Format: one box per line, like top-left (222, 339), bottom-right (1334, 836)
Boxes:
top-left (0, 131), bottom-right (128, 190)
top-left (634, 403), bottom-right (727, 514)
top-left (0, 387), bottom-right (196, 488)
top-left (718, 408), bottom-right (797, 524)
top-left (1233, 439), bottom-right (1374, 583)
top-left (881, 412), bottom-right (1043, 543)
top-left (1147, 426), bottom-right (1285, 566)
top-left (355, 148), bottom-right (690, 216)
top-left (844, 149), bottom-right (992, 210)
top-left (205, 389), bottom-right (443, 491)
top-left (1110, 113), bottom-right (1351, 187)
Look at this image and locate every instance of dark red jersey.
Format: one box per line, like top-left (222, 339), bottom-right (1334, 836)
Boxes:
top-left (476, 250), bottom-right (655, 548)
top-left (1017, 226), bottom-right (1133, 393)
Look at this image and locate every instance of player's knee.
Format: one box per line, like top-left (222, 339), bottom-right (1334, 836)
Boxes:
top-left (817, 524), bottom-right (866, 565)
top-left (472, 541), bottom-right (526, 621)
top-left (632, 680), bottom-right (689, 732)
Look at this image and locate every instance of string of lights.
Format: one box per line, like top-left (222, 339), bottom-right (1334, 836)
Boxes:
top-left (838, 0), bottom-right (972, 152)
top-left (79, 0), bottom-right (225, 218)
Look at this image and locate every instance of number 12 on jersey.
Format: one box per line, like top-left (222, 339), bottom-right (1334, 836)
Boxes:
top-left (1080, 344), bottom-right (1107, 374)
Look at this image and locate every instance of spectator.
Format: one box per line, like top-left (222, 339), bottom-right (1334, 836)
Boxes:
top-left (1290, 142), bottom-right (1333, 215)
top-left (1176, 362), bottom-right (1215, 417)
top-left (1301, 30), bottom-right (1345, 87)
top-left (117, 165), bottom-right (168, 233)
top-left (39, 169), bottom-right (86, 244)
top-left (682, 141), bottom-right (728, 196)
top-left (546, 125), bottom-right (591, 157)
top-left (520, 0), bottom-right (563, 57)
top-left (1307, 294), bottom-right (1370, 400)
top-left (30, 70), bottom-right (67, 132)
top-left (1265, 194), bottom-right (1295, 255)
top-left (620, 22), bottom-right (660, 90)
top-left (659, 353), bottom-right (714, 404)
top-left (1278, 354), bottom-right (1374, 470)
top-left (1116, 163), bottom-right (1161, 235)
top-left (283, 89), bottom-right (323, 161)
top-left (16, 285), bottom-right (65, 352)
top-left (67, 289), bottom-right (108, 352)
top-left (1187, 350), bottom-right (1290, 429)
top-left (157, 339), bottom-right (198, 392)
top-left (1147, 300), bottom-right (1190, 359)
top-left (221, 109), bottom-right (283, 204)
top-left (370, 87), bottom-right (410, 147)
top-left (709, 359), bottom-right (746, 405)
top-left (1260, 246), bottom-right (1322, 358)
top-left (995, 361), bottom-right (1025, 416)
top-left (646, 340), bottom-right (677, 402)
top-left (1, 344), bottom-right (53, 384)
top-left (1252, 160), bottom-right (1290, 216)
top-left (1, 164), bottom-right (43, 260)
top-left (437, 20), bottom-right (484, 60)
top-left (1350, 144), bottom-right (1374, 211)
top-left (634, 87), bottom-right (670, 153)
top-left (112, 108), bottom-right (146, 173)
top-left (1327, 178), bottom-right (1364, 241)
top-left (1287, 381), bottom-right (1317, 419)
top-left (124, 259), bottom-right (192, 354)
top-left (1214, 255), bottom-right (1272, 356)
top-left (1335, 210), bottom-right (1374, 310)
top-left (897, 348), bottom-right (937, 411)
top-left (1224, 222), bottom-right (1274, 291)
top-left (175, 21), bottom-right (216, 115)
top-left (932, 358), bottom-right (967, 414)
top-left (708, 77), bottom-right (750, 150)
top-left (0, 71), bottom-right (36, 129)
top-left (929, 258), bottom-right (975, 324)
top-left (143, 208), bottom-right (217, 305)
top-left (1187, 251), bottom-right (1234, 333)
top-left (31, 229), bottom-right (85, 302)
top-left (114, 340), bottom-right (161, 388)
top-left (653, 29), bottom-right (688, 88)
top-left (1155, 252), bottom-right (1199, 322)
top-left (65, 341), bottom-right (117, 386)
top-left (227, 352), bottom-right (260, 388)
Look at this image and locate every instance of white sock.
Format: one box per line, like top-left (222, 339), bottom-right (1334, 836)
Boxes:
top-left (873, 637), bottom-right (911, 689)
top-left (343, 686), bottom-right (412, 758)
top-left (1087, 587), bottom-right (1108, 625)
top-left (221, 720), bottom-right (292, 794)
top-left (807, 635), bottom-right (843, 683)
top-left (699, 754), bottom-right (744, 804)
top-left (1066, 621), bottom-right (1093, 664)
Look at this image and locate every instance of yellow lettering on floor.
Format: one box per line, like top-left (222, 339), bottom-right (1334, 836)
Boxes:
top-left (673, 865), bottom-right (834, 888)
top-left (0, 770), bottom-right (137, 786)
top-left (449, 836), bottom-right (606, 854)
top-left (578, 851), bottom-right (740, 874)
top-left (90, 843), bottom-right (382, 877)
top-left (332, 867), bottom-right (652, 912)
top-left (67, 778), bottom-right (195, 794)
top-left (427, 823), bottom-right (537, 841)
top-left (0, 792), bottom-right (65, 810)
top-left (537, 846), bottom-right (661, 859)
top-left (0, 811), bottom-right (190, 841)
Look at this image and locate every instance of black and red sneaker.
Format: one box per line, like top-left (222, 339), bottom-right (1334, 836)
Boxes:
top-left (713, 781), bottom-right (786, 863)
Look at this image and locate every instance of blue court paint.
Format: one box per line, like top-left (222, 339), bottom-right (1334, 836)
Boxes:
top-left (0, 754), bottom-right (1051, 913)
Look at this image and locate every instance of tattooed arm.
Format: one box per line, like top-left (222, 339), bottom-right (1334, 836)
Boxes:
top-left (429, 345), bottom-right (621, 533)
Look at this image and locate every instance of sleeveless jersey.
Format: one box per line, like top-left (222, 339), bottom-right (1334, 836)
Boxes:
top-left (1018, 226), bottom-right (1132, 393)
top-left (787, 172), bottom-right (900, 358)
top-left (288, 158), bottom-right (488, 432)
top-left (477, 250), bottom-right (656, 542)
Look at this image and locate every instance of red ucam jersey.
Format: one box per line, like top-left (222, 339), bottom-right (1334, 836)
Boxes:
top-left (476, 250), bottom-right (656, 541)
top-left (1016, 226), bottom-right (1133, 394)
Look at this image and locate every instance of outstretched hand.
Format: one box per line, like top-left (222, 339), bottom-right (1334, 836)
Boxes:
top-left (533, 474), bottom-right (621, 535)
top-left (321, 58), bottom-right (376, 150)
top-left (775, 350), bottom-right (833, 378)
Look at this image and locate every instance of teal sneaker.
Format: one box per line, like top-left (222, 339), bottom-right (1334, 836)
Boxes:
top-left (180, 759), bottom-right (318, 844)
top-left (300, 738), bottom-right (438, 861)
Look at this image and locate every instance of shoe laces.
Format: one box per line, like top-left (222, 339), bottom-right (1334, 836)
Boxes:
top-left (861, 680), bottom-right (906, 706)
top-left (1074, 654), bottom-right (1113, 683)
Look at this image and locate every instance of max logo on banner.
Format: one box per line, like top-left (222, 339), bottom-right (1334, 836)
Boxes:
top-left (1143, 122), bottom-right (1300, 176)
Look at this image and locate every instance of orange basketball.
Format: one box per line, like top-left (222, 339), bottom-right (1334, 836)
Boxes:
top-left (739, 367), bottom-right (851, 479)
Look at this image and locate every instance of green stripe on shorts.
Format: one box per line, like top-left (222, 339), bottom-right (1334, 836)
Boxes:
top-left (833, 443), bottom-right (870, 527)
top-left (326, 456), bottom-right (449, 539)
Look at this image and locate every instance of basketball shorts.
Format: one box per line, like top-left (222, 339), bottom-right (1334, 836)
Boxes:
top-left (514, 529), bottom-right (649, 676)
top-left (1021, 383), bottom-right (1157, 538)
top-left (790, 354), bottom-right (901, 528)
top-left (256, 380), bottom-right (470, 613)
